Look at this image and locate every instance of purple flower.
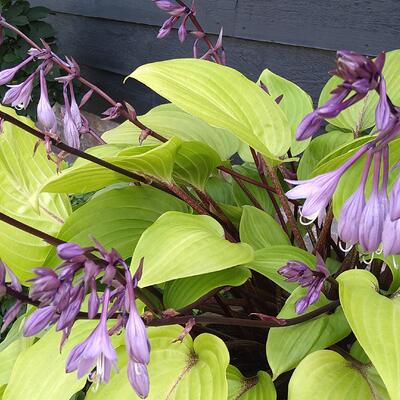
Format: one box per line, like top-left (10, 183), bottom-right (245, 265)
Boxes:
top-left (178, 17), bottom-right (188, 43)
top-left (0, 56), bottom-right (34, 86)
top-left (57, 242), bottom-right (87, 260)
top-left (69, 82), bottom-right (82, 130)
top-left (63, 83), bottom-right (80, 149)
top-left (1, 300), bottom-right (22, 333)
top-left (338, 151), bottom-right (373, 246)
top-left (390, 174), bottom-right (400, 221)
top-left (359, 151), bottom-right (388, 253)
top-left (376, 77), bottom-right (393, 132)
top-left (3, 73), bottom-right (35, 110)
top-left (23, 305), bottom-right (57, 337)
top-left (101, 103), bottom-right (123, 121)
top-left (157, 16), bottom-right (178, 39)
top-left (29, 267), bottom-right (60, 303)
top-left (66, 288), bottom-right (117, 388)
top-left (382, 215), bottom-right (400, 256)
top-left (56, 285), bottom-right (84, 331)
top-left (37, 68), bottom-right (57, 133)
top-left (286, 144), bottom-right (370, 222)
top-left (279, 254), bottom-right (329, 314)
top-left (127, 361), bottom-right (149, 399)
top-left (154, 1), bottom-right (186, 16)
top-left (286, 170), bottom-right (343, 222)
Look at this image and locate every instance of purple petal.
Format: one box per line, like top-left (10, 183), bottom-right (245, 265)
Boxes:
top-left (127, 361), bottom-right (150, 399)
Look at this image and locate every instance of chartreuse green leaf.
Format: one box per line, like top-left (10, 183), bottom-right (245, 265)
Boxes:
top-left (44, 186), bottom-right (189, 267)
top-left (227, 365), bottom-right (276, 400)
top-left (318, 49), bottom-right (400, 132)
top-left (297, 130), bottom-right (353, 179)
top-left (163, 267), bottom-right (251, 310)
top-left (205, 176), bottom-right (235, 205)
top-left (41, 138), bottom-right (182, 194)
top-left (239, 206), bottom-right (290, 250)
top-left (128, 59), bottom-right (291, 159)
top-left (249, 246), bottom-right (315, 292)
top-left (338, 269), bottom-right (400, 399)
top-left (232, 164), bottom-right (275, 215)
top-left (87, 326), bottom-right (229, 400)
top-left (103, 103), bottom-right (240, 160)
top-left (258, 68), bottom-right (313, 156)
top-left (267, 288), bottom-right (350, 379)
top-left (288, 350), bottom-right (387, 400)
top-left (172, 141), bottom-right (221, 189)
top-left (0, 106), bottom-right (71, 281)
top-left (3, 321), bottom-right (97, 400)
top-left (72, 143), bottom-right (129, 167)
top-left (131, 212), bottom-right (254, 287)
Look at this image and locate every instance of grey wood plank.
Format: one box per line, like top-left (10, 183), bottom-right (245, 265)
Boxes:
top-left (46, 13), bottom-right (336, 109)
top-left (30, 0), bottom-right (400, 54)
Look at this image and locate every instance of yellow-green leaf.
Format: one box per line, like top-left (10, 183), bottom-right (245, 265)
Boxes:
top-left (128, 59), bottom-right (291, 159)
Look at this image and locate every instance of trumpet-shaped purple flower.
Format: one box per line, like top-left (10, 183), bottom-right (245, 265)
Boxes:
top-left (157, 16), bottom-right (178, 38)
top-left (3, 73), bottom-right (35, 110)
top-left (62, 83), bottom-right (80, 148)
top-left (57, 242), bottom-right (88, 260)
top-left (338, 151), bottom-right (373, 246)
top-left (286, 145), bottom-right (370, 223)
top-left (66, 288), bottom-right (117, 388)
top-left (390, 174), bottom-right (400, 221)
top-left (0, 56), bottom-right (34, 86)
top-left (37, 68), bottom-right (57, 133)
top-left (286, 170), bottom-right (343, 222)
top-left (279, 254), bottom-right (329, 314)
top-left (128, 361), bottom-right (150, 399)
top-left (29, 267), bottom-right (60, 303)
top-left (376, 77), bottom-right (393, 132)
top-left (382, 215), bottom-right (400, 256)
top-left (359, 151), bottom-right (388, 253)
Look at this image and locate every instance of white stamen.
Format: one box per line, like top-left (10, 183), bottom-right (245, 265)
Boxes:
top-left (339, 241), bottom-right (353, 254)
top-left (393, 256), bottom-right (398, 270)
top-left (299, 207), bottom-right (318, 226)
top-left (375, 246), bottom-right (383, 255)
top-left (361, 254), bottom-right (374, 266)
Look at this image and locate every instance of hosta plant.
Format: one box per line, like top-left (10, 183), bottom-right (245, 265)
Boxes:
top-left (0, 1), bottom-right (399, 399)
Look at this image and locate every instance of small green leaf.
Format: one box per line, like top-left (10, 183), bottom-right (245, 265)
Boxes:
top-left (267, 288), bottom-right (350, 379)
top-left (173, 141), bottom-right (221, 190)
top-left (297, 130), bottom-right (353, 180)
top-left (86, 326), bottom-right (229, 400)
top-left (41, 138), bottom-right (182, 194)
top-left (103, 103), bottom-right (240, 160)
top-left (44, 186), bottom-right (189, 267)
top-left (239, 206), bottom-right (290, 250)
top-left (288, 350), bottom-right (386, 400)
top-left (249, 246), bottom-right (315, 292)
top-left (227, 365), bottom-right (276, 400)
top-left (128, 59), bottom-right (291, 159)
top-left (338, 269), bottom-right (400, 399)
top-left (163, 267), bottom-right (251, 310)
top-left (258, 68), bottom-right (313, 156)
top-left (131, 212), bottom-right (254, 287)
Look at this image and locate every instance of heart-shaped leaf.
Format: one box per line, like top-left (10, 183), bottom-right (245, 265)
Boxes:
top-left (338, 269), bottom-right (400, 399)
top-left (128, 59), bottom-right (291, 159)
top-left (267, 288), bottom-right (350, 379)
top-left (288, 350), bottom-right (387, 399)
top-left (131, 211), bottom-right (254, 287)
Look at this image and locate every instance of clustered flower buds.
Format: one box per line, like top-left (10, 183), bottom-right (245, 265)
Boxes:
top-left (287, 50), bottom-right (400, 258)
top-left (279, 254), bottom-right (329, 314)
top-left (1, 240), bottom-right (151, 398)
